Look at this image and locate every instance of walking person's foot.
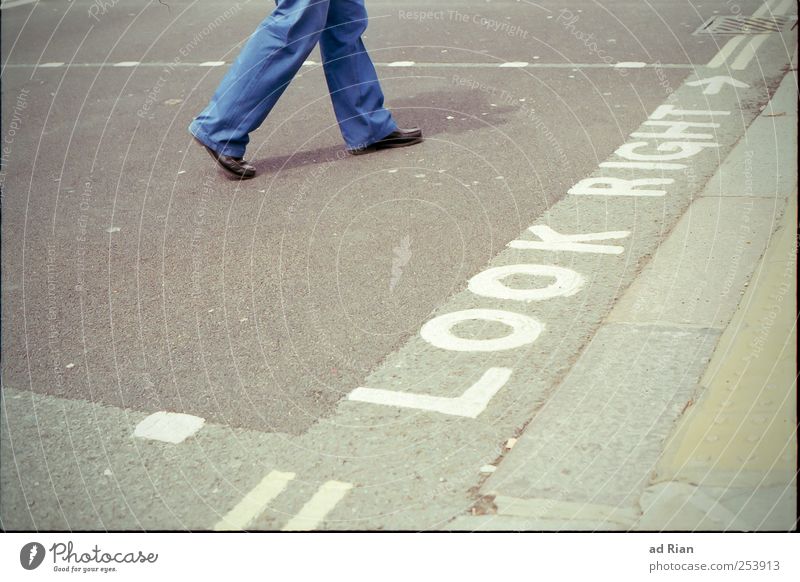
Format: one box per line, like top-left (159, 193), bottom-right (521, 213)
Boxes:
top-left (193, 136), bottom-right (256, 179)
top-left (348, 127), bottom-right (423, 155)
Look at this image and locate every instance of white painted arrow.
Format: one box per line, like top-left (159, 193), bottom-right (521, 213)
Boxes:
top-left (686, 76), bottom-right (749, 95)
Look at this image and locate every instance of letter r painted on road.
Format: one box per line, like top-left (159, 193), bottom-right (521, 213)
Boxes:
top-left (508, 225), bottom-right (631, 254)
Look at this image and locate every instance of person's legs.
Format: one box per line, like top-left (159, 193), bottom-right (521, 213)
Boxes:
top-left (319, 0), bottom-right (397, 150)
top-left (189, 0), bottom-right (330, 158)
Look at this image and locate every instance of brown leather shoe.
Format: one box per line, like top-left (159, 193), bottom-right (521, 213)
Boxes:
top-left (194, 137), bottom-right (256, 179)
top-left (348, 127), bottom-right (423, 155)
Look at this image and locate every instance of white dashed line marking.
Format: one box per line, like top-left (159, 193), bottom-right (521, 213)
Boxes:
top-left (39, 62), bottom-right (64, 68)
top-left (614, 61), bottom-right (647, 68)
top-left (113, 61), bottom-right (140, 67)
top-left (387, 61), bottom-right (416, 67)
top-left (198, 61), bottom-right (225, 67)
top-left (282, 481), bottom-right (353, 531)
top-left (499, 61), bottom-right (529, 67)
top-left (214, 471), bottom-right (295, 531)
top-left (731, 36), bottom-right (769, 70)
top-left (133, 411), bottom-right (205, 444)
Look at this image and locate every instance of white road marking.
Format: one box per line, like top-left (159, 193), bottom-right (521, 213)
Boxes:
top-left (569, 176), bottom-right (673, 197)
top-left (508, 226), bottom-right (631, 255)
top-left (499, 61), bottom-right (529, 67)
top-left (38, 62), bottom-right (64, 68)
top-left (686, 76), bottom-right (749, 95)
top-left (214, 471), bottom-right (295, 531)
top-left (350, 367), bottom-right (513, 418)
top-left (708, 36), bottom-right (745, 68)
top-left (755, 0), bottom-right (790, 16)
top-left (387, 61), bottom-right (416, 67)
top-left (198, 61), bottom-right (225, 67)
top-left (599, 161), bottom-right (687, 170)
top-left (420, 309), bottom-right (543, 352)
top-left (282, 481), bottom-right (353, 531)
top-left (468, 264), bottom-right (585, 302)
top-left (0, 0), bottom-right (38, 9)
top-left (631, 120), bottom-right (721, 140)
top-left (649, 105), bottom-right (731, 119)
top-left (614, 61), bottom-right (647, 68)
top-left (113, 61), bottom-right (140, 67)
top-left (614, 141), bottom-right (719, 162)
top-left (731, 35), bottom-right (769, 70)
top-left (133, 411), bottom-right (205, 444)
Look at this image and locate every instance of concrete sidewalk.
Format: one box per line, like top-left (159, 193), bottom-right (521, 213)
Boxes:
top-left (451, 70), bottom-right (798, 532)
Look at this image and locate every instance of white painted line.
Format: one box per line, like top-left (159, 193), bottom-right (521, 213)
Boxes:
top-left (686, 76), bottom-right (749, 95)
top-left (198, 61), bottom-right (225, 67)
top-left (708, 36), bottom-right (745, 68)
top-left (349, 367), bottom-right (512, 418)
top-left (731, 35), bottom-right (768, 70)
top-left (38, 62), bottom-right (64, 68)
top-left (387, 61), bottom-right (415, 67)
top-left (113, 61), bottom-right (140, 67)
top-left (282, 481), bottom-right (353, 531)
top-left (1, 0), bottom-right (38, 9)
top-left (600, 161), bottom-right (687, 170)
top-left (614, 61), bottom-right (647, 68)
top-left (755, 0), bottom-right (793, 16)
top-left (133, 411), bottom-right (205, 444)
top-left (301, 60), bottom-right (317, 66)
top-left (499, 61), bottom-right (529, 68)
top-left (214, 471), bottom-right (295, 531)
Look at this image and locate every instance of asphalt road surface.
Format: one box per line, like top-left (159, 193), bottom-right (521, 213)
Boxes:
top-left (1, 0), bottom-right (796, 530)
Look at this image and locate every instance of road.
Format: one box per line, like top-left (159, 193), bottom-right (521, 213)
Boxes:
top-left (1, 0), bottom-right (796, 530)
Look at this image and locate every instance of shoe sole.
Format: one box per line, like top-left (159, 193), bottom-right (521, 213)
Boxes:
top-left (194, 136), bottom-right (256, 179)
top-left (348, 136), bottom-right (424, 156)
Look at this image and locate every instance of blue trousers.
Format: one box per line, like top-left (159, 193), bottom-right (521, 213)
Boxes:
top-left (189, 0), bottom-right (397, 158)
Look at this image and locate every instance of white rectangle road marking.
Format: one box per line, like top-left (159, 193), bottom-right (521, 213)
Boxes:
top-left (214, 471), bottom-right (295, 531)
top-left (731, 35), bottom-right (769, 70)
top-left (708, 36), bottom-right (745, 68)
top-left (132, 411), bottom-right (205, 444)
top-left (282, 481), bottom-right (353, 531)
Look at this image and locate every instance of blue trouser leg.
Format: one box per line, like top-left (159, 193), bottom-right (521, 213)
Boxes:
top-left (190, 0), bottom-right (397, 157)
top-left (319, 0), bottom-right (397, 149)
top-left (189, 0), bottom-right (330, 158)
